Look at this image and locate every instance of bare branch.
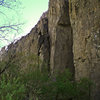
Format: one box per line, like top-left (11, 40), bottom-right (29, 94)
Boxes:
top-left (0, 24), bottom-right (22, 30)
top-left (0, 0), bottom-right (17, 10)
top-left (0, 0), bottom-right (23, 47)
top-left (0, 23), bottom-right (23, 41)
top-left (0, 0), bottom-right (4, 5)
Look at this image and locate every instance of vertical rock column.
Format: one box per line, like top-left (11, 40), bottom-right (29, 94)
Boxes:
top-left (48, 0), bottom-right (74, 73)
top-left (37, 12), bottom-right (50, 71)
top-left (69, 0), bottom-right (100, 99)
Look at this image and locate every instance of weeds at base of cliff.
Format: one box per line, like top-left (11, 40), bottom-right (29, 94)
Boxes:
top-left (0, 60), bottom-right (93, 100)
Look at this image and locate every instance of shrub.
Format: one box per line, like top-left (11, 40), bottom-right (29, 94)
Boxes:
top-left (0, 58), bottom-right (93, 100)
top-left (20, 67), bottom-right (49, 100)
top-left (0, 75), bottom-right (26, 100)
top-left (31, 69), bottom-right (92, 100)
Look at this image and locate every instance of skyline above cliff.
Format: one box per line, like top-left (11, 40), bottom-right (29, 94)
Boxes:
top-left (0, 0), bottom-right (49, 48)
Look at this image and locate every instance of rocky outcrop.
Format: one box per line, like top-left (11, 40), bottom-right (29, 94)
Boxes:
top-left (69, 0), bottom-right (100, 99)
top-left (0, 12), bottom-right (50, 71)
top-left (0, 0), bottom-right (100, 100)
top-left (48, 0), bottom-right (74, 73)
top-left (0, 0), bottom-right (74, 74)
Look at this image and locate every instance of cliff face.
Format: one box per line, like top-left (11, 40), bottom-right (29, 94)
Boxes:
top-left (0, 12), bottom-right (50, 71)
top-left (69, 0), bottom-right (100, 99)
top-left (48, 0), bottom-right (74, 73)
top-left (0, 0), bottom-right (100, 100)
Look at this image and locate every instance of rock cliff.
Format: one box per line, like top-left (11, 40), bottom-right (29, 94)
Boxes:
top-left (69, 0), bottom-right (100, 99)
top-left (48, 0), bottom-right (74, 74)
top-left (0, 0), bottom-right (100, 100)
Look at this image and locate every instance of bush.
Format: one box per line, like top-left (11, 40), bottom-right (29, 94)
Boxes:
top-left (39, 70), bottom-right (92, 100)
top-left (0, 75), bottom-right (26, 100)
top-left (0, 59), bottom-right (92, 100)
top-left (20, 67), bottom-right (49, 100)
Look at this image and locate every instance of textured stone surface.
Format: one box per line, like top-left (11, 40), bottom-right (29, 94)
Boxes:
top-left (69, 0), bottom-right (100, 99)
top-left (0, 0), bottom-right (100, 99)
top-left (48, 0), bottom-right (74, 73)
top-left (0, 12), bottom-right (50, 71)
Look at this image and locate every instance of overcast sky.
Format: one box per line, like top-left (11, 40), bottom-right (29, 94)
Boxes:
top-left (0, 0), bottom-right (49, 48)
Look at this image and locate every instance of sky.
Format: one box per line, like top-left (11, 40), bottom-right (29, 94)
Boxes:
top-left (0, 0), bottom-right (49, 48)
top-left (22, 0), bottom-right (49, 35)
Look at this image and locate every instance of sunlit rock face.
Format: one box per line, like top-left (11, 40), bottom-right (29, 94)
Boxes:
top-left (0, 0), bottom-right (100, 99)
top-left (69, 0), bottom-right (100, 99)
top-left (48, 0), bottom-right (74, 74)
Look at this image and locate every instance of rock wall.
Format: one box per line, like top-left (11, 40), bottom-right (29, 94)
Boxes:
top-left (0, 0), bottom-right (100, 99)
top-left (0, 12), bottom-right (50, 71)
top-left (69, 0), bottom-right (100, 99)
top-left (48, 0), bottom-right (74, 73)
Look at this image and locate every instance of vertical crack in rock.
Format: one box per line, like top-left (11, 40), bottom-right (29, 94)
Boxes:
top-left (48, 0), bottom-right (74, 74)
top-left (37, 12), bottom-right (50, 72)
